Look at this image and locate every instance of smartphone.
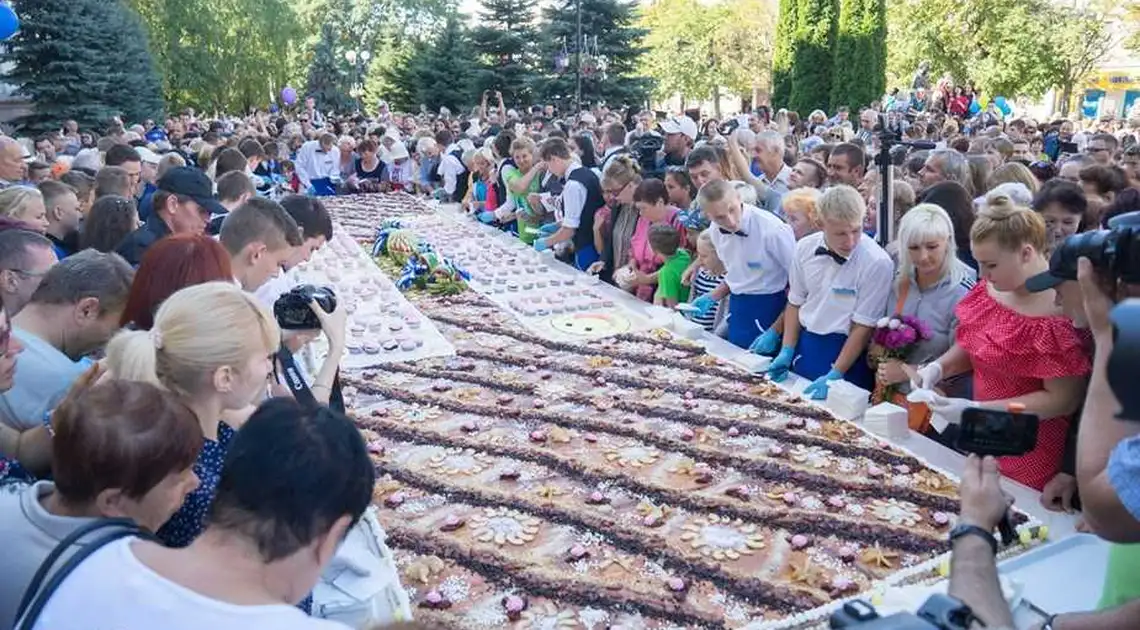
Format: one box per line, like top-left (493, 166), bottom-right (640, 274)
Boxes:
top-left (1059, 141), bottom-right (1079, 155)
top-left (954, 408), bottom-right (1039, 457)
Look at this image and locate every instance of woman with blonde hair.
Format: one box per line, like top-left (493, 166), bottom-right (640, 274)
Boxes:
top-left (781, 187), bottom-right (821, 240)
top-left (914, 196), bottom-right (1089, 492)
top-left (589, 154), bottom-right (643, 285)
top-left (987, 162), bottom-right (1038, 194)
top-left (873, 204), bottom-right (976, 427)
top-left (480, 136), bottom-right (545, 244)
top-left (0, 186), bottom-right (48, 233)
top-left (105, 281), bottom-right (279, 548)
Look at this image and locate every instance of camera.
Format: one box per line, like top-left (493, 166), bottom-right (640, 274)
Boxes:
top-left (274, 284), bottom-right (336, 330)
top-left (720, 118), bottom-right (740, 135)
top-left (830, 595), bottom-right (976, 629)
top-left (1050, 212), bottom-right (1140, 285)
top-left (632, 133), bottom-right (665, 177)
top-left (954, 408), bottom-right (1039, 458)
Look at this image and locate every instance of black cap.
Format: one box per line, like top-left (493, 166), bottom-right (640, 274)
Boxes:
top-left (157, 166), bottom-right (225, 216)
top-left (1026, 243), bottom-right (1077, 293)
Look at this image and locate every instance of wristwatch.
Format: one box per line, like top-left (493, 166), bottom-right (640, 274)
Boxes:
top-left (948, 522), bottom-right (998, 555)
top-left (1042, 614), bottom-right (1058, 630)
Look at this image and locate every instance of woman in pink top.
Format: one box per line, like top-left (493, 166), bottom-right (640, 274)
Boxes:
top-left (627, 179), bottom-right (687, 302)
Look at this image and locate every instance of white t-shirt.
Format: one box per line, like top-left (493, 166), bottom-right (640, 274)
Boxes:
top-left (710, 203), bottom-right (796, 296)
top-left (788, 231), bottom-right (893, 335)
top-left (30, 538), bottom-right (343, 630)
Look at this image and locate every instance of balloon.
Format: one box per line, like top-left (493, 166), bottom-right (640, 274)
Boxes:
top-left (269, 103), bottom-right (279, 114)
top-left (0, 4), bottom-right (20, 41)
top-left (968, 101), bottom-right (981, 116)
top-left (281, 86), bottom-right (297, 106)
top-left (994, 96), bottom-right (1011, 116)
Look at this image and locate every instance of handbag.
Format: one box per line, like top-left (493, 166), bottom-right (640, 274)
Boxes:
top-left (313, 506), bottom-right (412, 626)
top-left (14, 518), bottom-right (158, 630)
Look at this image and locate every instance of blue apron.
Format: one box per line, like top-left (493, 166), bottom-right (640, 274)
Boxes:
top-left (793, 329), bottom-right (874, 390)
top-left (309, 177), bottom-right (337, 197)
top-left (574, 244), bottom-right (600, 271)
top-left (727, 291), bottom-right (787, 349)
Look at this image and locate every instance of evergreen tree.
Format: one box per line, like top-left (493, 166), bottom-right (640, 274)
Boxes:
top-left (770, 0), bottom-right (798, 108)
top-left (787, 0), bottom-right (839, 114)
top-left (829, 0), bottom-right (886, 111)
top-left (471, 0), bottom-right (537, 107)
top-left (382, 15), bottom-right (477, 115)
top-left (534, 0), bottom-right (651, 112)
top-left (305, 23), bottom-right (355, 113)
top-left (8, 0), bottom-right (164, 134)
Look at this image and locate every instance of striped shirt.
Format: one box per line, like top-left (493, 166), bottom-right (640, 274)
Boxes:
top-left (690, 268), bottom-right (724, 331)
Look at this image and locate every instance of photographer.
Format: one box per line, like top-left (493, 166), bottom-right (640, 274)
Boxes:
top-left (273, 289), bottom-right (347, 411)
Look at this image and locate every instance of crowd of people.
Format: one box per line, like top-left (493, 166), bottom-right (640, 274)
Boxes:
top-left (0, 82), bottom-right (1137, 628)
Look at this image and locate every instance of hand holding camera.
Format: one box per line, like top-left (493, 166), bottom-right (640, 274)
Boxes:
top-left (310, 296), bottom-right (347, 355)
top-left (959, 455), bottom-right (1013, 531)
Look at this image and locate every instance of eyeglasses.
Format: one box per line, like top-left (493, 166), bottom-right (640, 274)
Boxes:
top-left (603, 182), bottom-right (630, 197)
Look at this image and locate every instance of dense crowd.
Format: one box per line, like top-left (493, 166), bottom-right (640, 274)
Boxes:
top-left (0, 82), bottom-right (1137, 629)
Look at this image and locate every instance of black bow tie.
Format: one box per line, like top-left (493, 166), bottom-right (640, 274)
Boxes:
top-left (719, 228), bottom-right (748, 237)
top-left (815, 246), bottom-right (848, 265)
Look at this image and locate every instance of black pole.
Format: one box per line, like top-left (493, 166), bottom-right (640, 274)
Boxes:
top-left (575, 0), bottom-right (582, 114)
top-left (876, 137), bottom-right (893, 248)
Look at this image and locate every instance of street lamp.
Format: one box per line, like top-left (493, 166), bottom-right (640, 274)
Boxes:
top-left (344, 49), bottom-right (372, 112)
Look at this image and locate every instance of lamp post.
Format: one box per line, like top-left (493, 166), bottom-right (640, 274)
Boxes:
top-left (574, 0), bottom-right (582, 115)
top-left (345, 49), bottom-right (371, 113)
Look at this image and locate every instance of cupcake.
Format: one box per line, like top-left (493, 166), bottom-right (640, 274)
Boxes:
top-left (363, 341), bottom-right (381, 354)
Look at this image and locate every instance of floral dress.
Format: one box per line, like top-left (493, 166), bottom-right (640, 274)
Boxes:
top-left (954, 281), bottom-right (1090, 490)
top-left (157, 422), bottom-right (235, 548)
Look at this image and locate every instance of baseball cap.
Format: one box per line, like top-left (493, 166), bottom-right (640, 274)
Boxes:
top-left (660, 115), bottom-right (698, 142)
top-left (1026, 242), bottom-right (1077, 292)
top-left (157, 167), bottom-right (225, 216)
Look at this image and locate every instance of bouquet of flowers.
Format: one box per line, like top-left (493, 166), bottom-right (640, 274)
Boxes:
top-left (869, 314), bottom-right (932, 402)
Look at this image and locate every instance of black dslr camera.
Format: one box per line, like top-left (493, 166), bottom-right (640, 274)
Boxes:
top-left (633, 133), bottom-right (665, 176)
top-left (830, 595), bottom-right (976, 629)
top-left (273, 284), bottom-right (336, 330)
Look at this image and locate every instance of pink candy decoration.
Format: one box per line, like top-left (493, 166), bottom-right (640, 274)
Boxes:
top-left (666, 577), bottom-right (686, 591)
top-left (504, 595), bottom-right (526, 613)
top-left (827, 496), bottom-right (846, 509)
top-left (838, 544), bottom-right (859, 561)
top-left (782, 492), bottom-right (799, 505)
top-left (866, 465), bottom-right (884, 477)
top-left (532, 399), bottom-right (547, 409)
top-left (680, 428), bottom-right (696, 441)
top-left (569, 544), bottom-right (588, 559)
top-left (727, 426), bottom-right (740, 437)
top-left (683, 391), bottom-right (695, 400)
top-left (425, 591), bottom-right (443, 604)
top-left (831, 576), bottom-right (855, 592)
top-left (895, 465), bottom-right (911, 474)
top-left (529, 430), bottom-right (547, 443)
top-left (595, 377), bottom-right (607, 386)
top-left (932, 512), bottom-right (951, 526)
top-left (767, 445), bottom-right (785, 457)
top-left (589, 491), bottom-right (605, 502)
top-left (643, 514), bottom-right (659, 527)
top-left (790, 534), bottom-right (810, 549)
top-left (583, 433), bottom-right (598, 442)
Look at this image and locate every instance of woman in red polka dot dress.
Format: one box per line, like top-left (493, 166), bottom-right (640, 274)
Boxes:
top-left (914, 196), bottom-right (1090, 491)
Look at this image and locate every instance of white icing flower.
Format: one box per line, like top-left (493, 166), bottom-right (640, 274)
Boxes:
top-left (870, 498), bottom-right (922, 526)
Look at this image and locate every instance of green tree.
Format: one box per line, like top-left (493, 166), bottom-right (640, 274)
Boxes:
top-left (534, 0), bottom-right (651, 111)
top-left (829, 0), bottom-right (886, 111)
top-left (382, 15), bottom-right (478, 114)
top-left (787, 0), bottom-right (839, 114)
top-left (1046, 6), bottom-right (1118, 116)
top-left (126, 0), bottom-right (304, 113)
top-left (471, 0), bottom-right (538, 107)
top-left (9, 0), bottom-right (164, 133)
top-left (306, 23), bottom-right (356, 113)
top-left (771, 0), bottom-right (798, 107)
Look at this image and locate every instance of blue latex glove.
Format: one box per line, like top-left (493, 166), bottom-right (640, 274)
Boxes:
top-left (748, 328), bottom-right (781, 356)
top-left (691, 294), bottom-right (718, 317)
top-left (803, 368), bottom-right (844, 400)
top-left (538, 222), bottom-right (560, 236)
top-left (766, 346), bottom-right (795, 382)
top-left (533, 238), bottom-right (550, 252)
top-left (477, 211), bottom-right (496, 224)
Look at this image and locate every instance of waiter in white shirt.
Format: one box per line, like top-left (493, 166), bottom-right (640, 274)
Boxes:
top-left (691, 180), bottom-right (795, 349)
top-left (294, 133), bottom-right (340, 196)
top-left (767, 185), bottom-right (893, 400)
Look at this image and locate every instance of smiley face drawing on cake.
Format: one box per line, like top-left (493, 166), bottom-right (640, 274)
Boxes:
top-left (548, 312), bottom-right (632, 336)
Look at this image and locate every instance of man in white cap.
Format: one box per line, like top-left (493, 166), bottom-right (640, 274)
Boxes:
top-left (136, 147), bottom-right (162, 220)
top-left (659, 114), bottom-right (697, 168)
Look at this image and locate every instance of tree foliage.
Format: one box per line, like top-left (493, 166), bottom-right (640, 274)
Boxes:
top-left (533, 0), bottom-right (651, 110)
top-left (306, 23), bottom-right (356, 113)
top-left (126, 0), bottom-right (303, 114)
top-left (9, 0), bottom-right (164, 133)
top-left (471, 0), bottom-right (538, 107)
top-left (770, 0), bottom-right (798, 107)
top-left (886, 0), bottom-right (1115, 104)
top-left (829, 0), bottom-right (885, 111)
top-left (381, 15), bottom-right (478, 115)
top-left (639, 0), bottom-right (774, 106)
top-left (787, 0), bottom-right (839, 113)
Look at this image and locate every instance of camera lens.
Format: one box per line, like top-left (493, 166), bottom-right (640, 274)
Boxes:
top-left (1059, 230), bottom-right (1113, 273)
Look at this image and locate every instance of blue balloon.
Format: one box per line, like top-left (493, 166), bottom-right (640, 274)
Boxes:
top-left (0, 4), bottom-right (19, 41)
top-left (994, 96), bottom-right (1011, 116)
top-left (269, 103), bottom-right (279, 113)
top-left (968, 101), bottom-right (981, 116)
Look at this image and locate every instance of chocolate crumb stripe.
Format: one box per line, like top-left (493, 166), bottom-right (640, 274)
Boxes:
top-left (348, 366), bottom-right (948, 505)
top-left (452, 347), bottom-right (832, 422)
top-left (609, 332), bottom-right (707, 356)
top-left (384, 525), bottom-right (735, 628)
top-left (427, 313), bottom-right (762, 384)
top-left (353, 411), bottom-right (946, 554)
top-left (377, 457), bottom-right (830, 611)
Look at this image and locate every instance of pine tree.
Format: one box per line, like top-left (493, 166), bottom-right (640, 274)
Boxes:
top-left (8, 0), bottom-right (164, 134)
top-left (471, 0), bottom-right (537, 107)
top-left (829, 0), bottom-right (886, 111)
top-left (787, 0), bottom-right (839, 114)
top-left (771, 0), bottom-right (798, 108)
top-left (382, 15), bottom-right (477, 115)
top-left (305, 23), bottom-right (355, 113)
top-left (534, 0), bottom-right (651, 112)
